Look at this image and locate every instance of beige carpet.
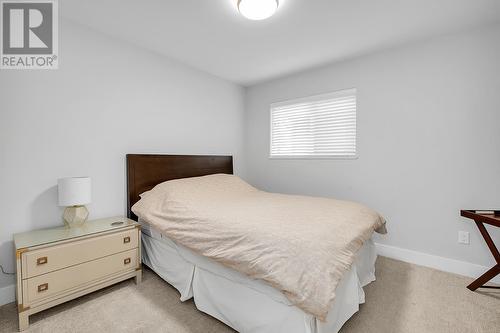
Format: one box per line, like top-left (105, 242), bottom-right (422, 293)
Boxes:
top-left (1, 257), bottom-right (499, 333)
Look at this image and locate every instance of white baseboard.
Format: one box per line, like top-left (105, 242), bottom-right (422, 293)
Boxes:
top-left (0, 283), bottom-right (15, 306)
top-left (375, 242), bottom-right (500, 284)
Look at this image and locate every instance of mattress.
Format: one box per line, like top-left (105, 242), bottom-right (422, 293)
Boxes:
top-left (139, 219), bottom-right (377, 333)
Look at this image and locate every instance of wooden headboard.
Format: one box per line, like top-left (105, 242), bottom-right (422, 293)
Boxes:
top-left (126, 154), bottom-right (233, 221)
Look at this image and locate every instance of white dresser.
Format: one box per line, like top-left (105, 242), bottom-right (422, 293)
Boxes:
top-left (13, 217), bottom-right (142, 331)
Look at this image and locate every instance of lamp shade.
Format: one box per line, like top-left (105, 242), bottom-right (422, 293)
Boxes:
top-left (58, 177), bottom-right (91, 207)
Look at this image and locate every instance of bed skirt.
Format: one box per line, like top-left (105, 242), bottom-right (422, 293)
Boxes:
top-left (140, 225), bottom-right (376, 333)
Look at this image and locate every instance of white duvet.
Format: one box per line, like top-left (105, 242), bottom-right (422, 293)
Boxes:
top-left (132, 174), bottom-right (386, 321)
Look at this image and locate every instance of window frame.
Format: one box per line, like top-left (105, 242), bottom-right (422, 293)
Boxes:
top-left (269, 88), bottom-right (358, 160)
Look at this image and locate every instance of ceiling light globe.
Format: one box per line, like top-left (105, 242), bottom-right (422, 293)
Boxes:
top-left (238, 0), bottom-right (279, 21)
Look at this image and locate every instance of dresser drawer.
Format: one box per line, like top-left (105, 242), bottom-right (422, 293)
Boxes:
top-left (24, 248), bottom-right (138, 304)
top-left (23, 229), bottom-right (138, 279)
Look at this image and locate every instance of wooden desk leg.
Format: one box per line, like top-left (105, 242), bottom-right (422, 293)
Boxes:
top-left (467, 220), bottom-right (500, 291)
top-left (467, 264), bottom-right (500, 291)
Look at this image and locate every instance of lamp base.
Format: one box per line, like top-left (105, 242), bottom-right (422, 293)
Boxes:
top-left (63, 205), bottom-right (89, 228)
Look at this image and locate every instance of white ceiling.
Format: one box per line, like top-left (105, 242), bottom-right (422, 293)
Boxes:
top-left (62, 0), bottom-right (500, 86)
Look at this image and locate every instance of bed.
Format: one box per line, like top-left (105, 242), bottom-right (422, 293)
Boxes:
top-left (126, 154), bottom-right (385, 333)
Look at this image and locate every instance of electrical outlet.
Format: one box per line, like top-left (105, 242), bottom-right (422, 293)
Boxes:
top-left (458, 231), bottom-right (470, 245)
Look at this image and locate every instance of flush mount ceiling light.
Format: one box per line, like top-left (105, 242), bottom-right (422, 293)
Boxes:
top-left (238, 0), bottom-right (279, 20)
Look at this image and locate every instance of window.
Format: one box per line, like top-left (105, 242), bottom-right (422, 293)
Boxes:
top-left (270, 89), bottom-right (357, 158)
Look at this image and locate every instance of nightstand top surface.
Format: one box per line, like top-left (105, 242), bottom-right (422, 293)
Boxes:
top-left (14, 216), bottom-right (139, 250)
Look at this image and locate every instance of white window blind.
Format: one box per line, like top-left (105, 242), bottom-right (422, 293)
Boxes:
top-left (270, 89), bottom-right (357, 158)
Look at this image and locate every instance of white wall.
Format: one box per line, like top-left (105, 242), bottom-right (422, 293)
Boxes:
top-left (0, 19), bottom-right (245, 292)
top-left (244, 24), bottom-right (500, 269)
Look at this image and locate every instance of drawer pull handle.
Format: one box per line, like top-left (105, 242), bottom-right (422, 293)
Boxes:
top-left (38, 283), bottom-right (48, 292)
top-left (123, 236), bottom-right (131, 244)
top-left (37, 257), bottom-right (48, 265)
top-left (124, 258), bottom-right (131, 265)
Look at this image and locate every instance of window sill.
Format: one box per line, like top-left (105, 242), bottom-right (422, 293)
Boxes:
top-left (268, 155), bottom-right (359, 160)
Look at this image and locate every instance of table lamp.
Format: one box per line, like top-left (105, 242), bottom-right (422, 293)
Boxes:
top-left (58, 177), bottom-right (91, 228)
